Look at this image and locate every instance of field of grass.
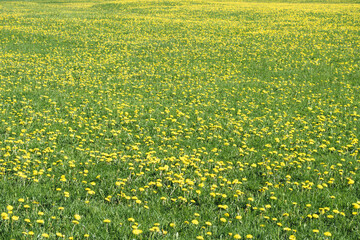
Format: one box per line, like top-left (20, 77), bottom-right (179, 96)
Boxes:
top-left (0, 0), bottom-right (360, 239)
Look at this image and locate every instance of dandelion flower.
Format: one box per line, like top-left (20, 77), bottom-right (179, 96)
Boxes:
top-left (1, 213), bottom-right (9, 220)
top-left (192, 219), bottom-right (199, 225)
top-left (132, 229), bottom-right (143, 235)
top-left (234, 234), bottom-right (242, 239)
top-left (42, 233), bottom-right (50, 238)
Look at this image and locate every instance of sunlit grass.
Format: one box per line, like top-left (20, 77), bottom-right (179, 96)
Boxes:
top-left (0, 0), bottom-right (360, 239)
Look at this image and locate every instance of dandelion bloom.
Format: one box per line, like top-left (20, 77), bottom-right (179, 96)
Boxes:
top-left (132, 229), bottom-right (143, 235)
top-left (234, 234), bottom-right (242, 239)
top-left (1, 213), bottom-right (9, 220)
top-left (42, 233), bottom-right (50, 238)
top-left (192, 219), bottom-right (199, 225)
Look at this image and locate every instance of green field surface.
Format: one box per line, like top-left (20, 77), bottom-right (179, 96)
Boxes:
top-left (0, 0), bottom-right (360, 239)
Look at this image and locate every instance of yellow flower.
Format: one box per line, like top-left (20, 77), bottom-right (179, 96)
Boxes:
top-left (289, 235), bottom-right (296, 240)
top-left (234, 234), bottom-right (242, 239)
top-left (103, 219), bottom-right (111, 223)
top-left (132, 229), bottom-right (143, 235)
top-left (36, 219), bottom-right (44, 224)
top-left (56, 233), bottom-right (64, 237)
top-left (246, 235), bottom-right (253, 239)
top-left (42, 233), bottom-right (50, 238)
top-left (324, 232), bottom-right (332, 237)
top-left (6, 205), bottom-right (13, 211)
top-left (74, 214), bottom-right (81, 220)
top-left (1, 213), bottom-right (9, 220)
top-left (218, 204), bottom-right (228, 210)
top-left (11, 216), bottom-right (19, 221)
top-left (192, 219), bottom-right (199, 225)
top-left (220, 218), bottom-right (227, 223)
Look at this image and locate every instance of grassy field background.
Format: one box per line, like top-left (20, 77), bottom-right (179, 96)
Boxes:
top-left (1, 0), bottom-right (360, 239)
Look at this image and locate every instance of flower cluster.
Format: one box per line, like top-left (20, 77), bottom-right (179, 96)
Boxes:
top-left (0, 0), bottom-right (359, 239)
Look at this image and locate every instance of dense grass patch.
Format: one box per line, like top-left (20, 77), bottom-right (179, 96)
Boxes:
top-left (0, 0), bottom-right (360, 239)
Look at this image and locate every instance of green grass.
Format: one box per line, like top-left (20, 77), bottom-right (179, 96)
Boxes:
top-left (0, 0), bottom-right (360, 239)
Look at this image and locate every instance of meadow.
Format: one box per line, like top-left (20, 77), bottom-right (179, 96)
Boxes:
top-left (0, 0), bottom-right (360, 239)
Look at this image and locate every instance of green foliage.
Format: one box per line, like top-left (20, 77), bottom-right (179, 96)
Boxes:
top-left (0, 0), bottom-right (359, 239)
